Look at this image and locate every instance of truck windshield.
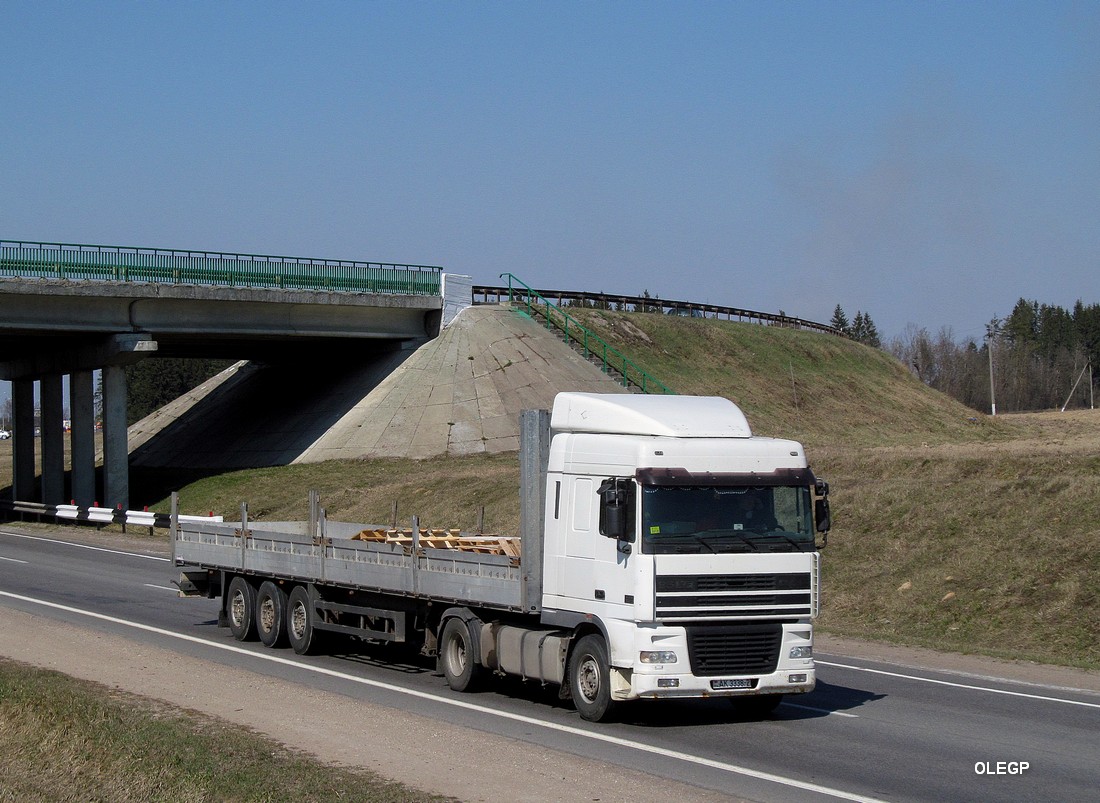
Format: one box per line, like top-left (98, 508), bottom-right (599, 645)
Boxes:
top-left (640, 485), bottom-right (815, 554)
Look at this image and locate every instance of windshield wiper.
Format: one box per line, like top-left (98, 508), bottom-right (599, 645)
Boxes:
top-left (757, 532), bottom-right (808, 550)
top-left (687, 533), bottom-right (719, 554)
top-left (697, 531), bottom-right (758, 552)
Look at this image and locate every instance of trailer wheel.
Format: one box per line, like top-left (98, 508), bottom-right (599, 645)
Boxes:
top-left (226, 576), bottom-right (257, 641)
top-left (286, 585), bottom-right (321, 655)
top-left (256, 581), bottom-right (288, 648)
top-left (439, 617), bottom-right (482, 692)
top-left (569, 634), bottom-right (615, 722)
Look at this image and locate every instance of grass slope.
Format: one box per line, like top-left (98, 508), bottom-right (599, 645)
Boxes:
top-left (564, 308), bottom-right (1005, 448)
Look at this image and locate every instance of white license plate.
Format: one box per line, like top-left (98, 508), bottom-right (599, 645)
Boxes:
top-left (710, 678), bottom-right (753, 690)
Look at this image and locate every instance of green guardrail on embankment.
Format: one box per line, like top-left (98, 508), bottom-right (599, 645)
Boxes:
top-left (498, 272), bottom-right (674, 395)
top-left (0, 240), bottom-right (443, 296)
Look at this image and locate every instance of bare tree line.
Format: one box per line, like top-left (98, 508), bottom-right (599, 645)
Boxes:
top-left (889, 298), bottom-right (1099, 413)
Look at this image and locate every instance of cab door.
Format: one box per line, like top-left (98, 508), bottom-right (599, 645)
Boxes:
top-left (589, 476), bottom-right (639, 617)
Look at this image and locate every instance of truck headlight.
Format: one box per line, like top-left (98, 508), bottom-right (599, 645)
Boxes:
top-left (639, 650), bottom-right (678, 664)
top-left (789, 646), bottom-right (813, 659)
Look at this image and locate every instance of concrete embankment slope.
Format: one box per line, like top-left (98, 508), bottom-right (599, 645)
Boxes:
top-left (129, 305), bottom-right (628, 468)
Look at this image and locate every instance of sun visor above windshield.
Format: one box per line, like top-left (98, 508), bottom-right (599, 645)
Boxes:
top-left (550, 392), bottom-right (752, 437)
top-left (635, 466), bottom-right (817, 487)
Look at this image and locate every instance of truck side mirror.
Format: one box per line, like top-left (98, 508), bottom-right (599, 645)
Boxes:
top-left (814, 478), bottom-right (831, 545)
top-left (597, 478), bottom-right (635, 542)
top-left (815, 498), bottom-right (831, 534)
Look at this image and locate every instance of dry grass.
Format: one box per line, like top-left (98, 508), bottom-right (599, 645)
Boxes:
top-left (146, 452), bottom-right (524, 536)
top-left (813, 409), bottom-right (1100, 667)
top-left (0, 659), bottom-right (447, 803)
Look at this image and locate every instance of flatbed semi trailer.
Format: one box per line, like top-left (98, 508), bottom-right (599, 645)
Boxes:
top-left (175, 392), bottom-right (831, 721)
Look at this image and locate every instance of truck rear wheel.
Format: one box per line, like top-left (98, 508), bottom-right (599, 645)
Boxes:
top-left (286, 585), bottom-right (321, 655)
top-left (569, 634), bottom-right (615, 722)
top-left (256, 581), bottom-right (288, 648)
top-left (439, 617), bottom-right (482, 692)
top-left (226, 576), bottom-right (257, 641)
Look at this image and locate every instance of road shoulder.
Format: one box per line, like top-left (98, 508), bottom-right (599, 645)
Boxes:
top-left (0, 607), bottom-right (737, 803)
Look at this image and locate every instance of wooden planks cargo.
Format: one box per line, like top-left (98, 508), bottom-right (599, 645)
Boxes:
top-left (352, 527), bottom-right (521, 557)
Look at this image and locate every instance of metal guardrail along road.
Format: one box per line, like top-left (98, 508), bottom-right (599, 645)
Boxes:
top-left (0, 499), bottom-right (222, 532)
top-left (474, 284), bottom-right (838, 336)
top-left (0, 240), bottom-right (443, 296)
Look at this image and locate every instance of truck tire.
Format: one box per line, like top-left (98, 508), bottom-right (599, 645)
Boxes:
top-left (569, 634), bottom-right (616, 722)
top-left (439, 617), bottom-right (482, 692)
top-left (256, 581), bottom-right (288, 648)
top-left (226, 576), bottom-right (257, 641)
top-left (286, 585), bottom-right (321, 655)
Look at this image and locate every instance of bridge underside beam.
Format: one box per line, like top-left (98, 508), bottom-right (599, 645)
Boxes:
top-left (0, 333), bottom-right (158, 381)
top-left (0, 279), bottom-right (440, 343)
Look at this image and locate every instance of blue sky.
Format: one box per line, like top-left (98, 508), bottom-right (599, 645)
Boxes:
top-left (3, 1), bottom-right (1097, 343)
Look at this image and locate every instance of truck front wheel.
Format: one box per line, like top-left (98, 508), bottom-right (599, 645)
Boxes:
top-left (569, 634), bottom-right (616, 722)
top-left (439, 617), bottom-right (482, 692)
top-left (226, 576), bottom-right (257, 641)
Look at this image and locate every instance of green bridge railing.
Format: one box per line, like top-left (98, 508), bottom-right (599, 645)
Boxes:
top-left (0, 240), bottom-right (443, 296)
top-left (499, 273), bottom-right (674, 395)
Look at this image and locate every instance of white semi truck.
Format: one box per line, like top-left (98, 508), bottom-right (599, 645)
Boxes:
top-left (174, 392), bottom-right (830, 721)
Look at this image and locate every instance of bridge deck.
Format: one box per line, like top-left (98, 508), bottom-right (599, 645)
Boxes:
top-left (0, 240), bottom-right (442, 296)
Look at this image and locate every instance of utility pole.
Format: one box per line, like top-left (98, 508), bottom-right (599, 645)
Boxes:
top-left (1062, 359), bottom-right (1094, 412)
top-left (986, 317), bottom-right (999, 416)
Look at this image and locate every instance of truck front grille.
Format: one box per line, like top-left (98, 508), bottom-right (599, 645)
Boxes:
top-left (686, 623), bottom-right (783, 676)
top-left (655, 572), bottom-right (812, 620)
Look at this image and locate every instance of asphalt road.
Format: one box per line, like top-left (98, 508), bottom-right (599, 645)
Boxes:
top-left (1, 526), bottom-right (1098, 802)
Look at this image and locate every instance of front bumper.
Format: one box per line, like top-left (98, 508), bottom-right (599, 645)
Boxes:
top-left (626, 665), bottom-right (816, 699)
top-left (610, 621), bottom-right (816, 701)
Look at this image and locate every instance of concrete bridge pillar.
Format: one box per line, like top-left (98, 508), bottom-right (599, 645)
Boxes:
top-left (101, 364), bottom-right (129, 510)
top-left (39, 374), bottom-right (65, 505)
top-left (11, 379), bottom-right (36, 502)
top-left (3, 335), bottom-right (154, 511)
top-left (70, 370), bottom-right (96, 507)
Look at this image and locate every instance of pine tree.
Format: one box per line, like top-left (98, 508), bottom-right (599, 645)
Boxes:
top-left (854, 311), bottom-right (881, 348)
top-left (830, 304), bottom-right (850, 335)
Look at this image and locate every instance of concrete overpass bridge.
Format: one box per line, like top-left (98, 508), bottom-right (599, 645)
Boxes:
top-left (0, 239), bottom-right (467, 509)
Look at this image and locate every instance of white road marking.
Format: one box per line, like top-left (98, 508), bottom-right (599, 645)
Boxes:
top-left (0, 589), bottom-right (884, 803)
top-left (0, 555), bottom-right (29, 564)
top-left (782, 702), bottom-right (859, 718)
top-left (0, 530), bottom-right (169, 562)
top-left (817, 660), bottom-right (1100, 710)
top-left (143, 584), bottom-right (179, 592)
